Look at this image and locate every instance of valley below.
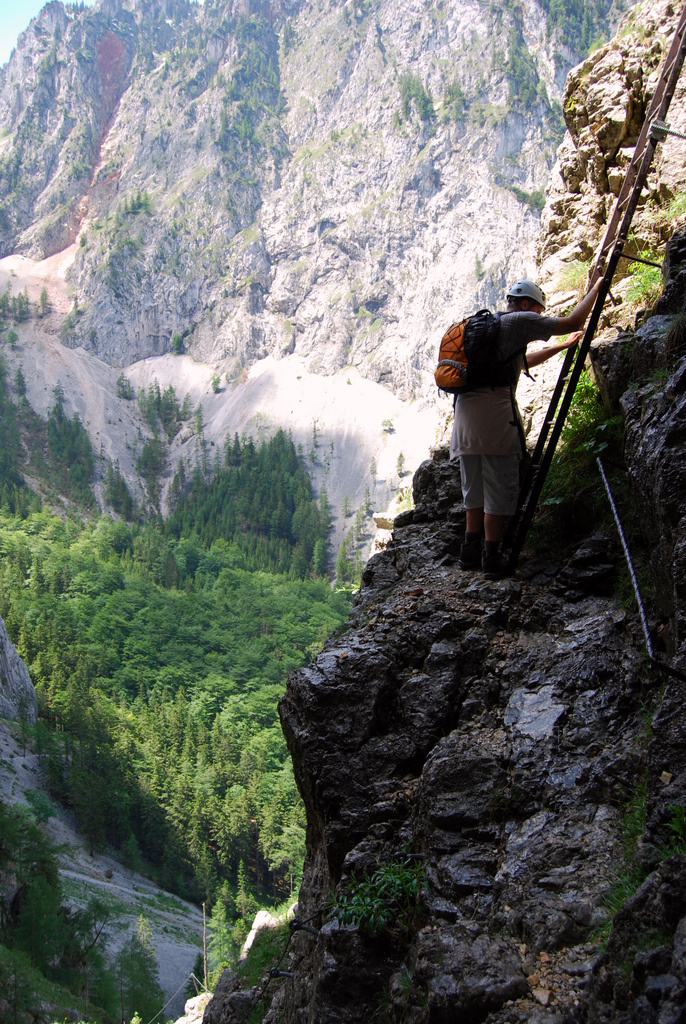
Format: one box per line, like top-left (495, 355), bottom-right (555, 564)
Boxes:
top-left (0, 721), bottom-right (204, 1019)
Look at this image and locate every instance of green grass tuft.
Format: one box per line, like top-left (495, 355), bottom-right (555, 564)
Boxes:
top-left (531, 370), bottom-right (623, 552)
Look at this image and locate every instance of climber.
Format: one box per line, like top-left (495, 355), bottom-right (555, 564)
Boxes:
top-left (452, 276), bottom-right (602, 579)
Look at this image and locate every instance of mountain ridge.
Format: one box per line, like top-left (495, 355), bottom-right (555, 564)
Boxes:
top-left (0, 0), bottom-right (631, 537)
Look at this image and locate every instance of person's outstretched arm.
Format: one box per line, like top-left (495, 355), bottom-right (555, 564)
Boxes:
top-left (527, 331), bottom-right (582, 368)
top-left (553, 278), bottom-right (602, 333)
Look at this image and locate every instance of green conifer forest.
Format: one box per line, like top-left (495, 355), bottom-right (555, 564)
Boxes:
top-left (0, 353), bottom-right (351, 1018)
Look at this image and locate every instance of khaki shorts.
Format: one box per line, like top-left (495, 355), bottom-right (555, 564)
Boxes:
top-left (459, 453), bottom-right (519, 517)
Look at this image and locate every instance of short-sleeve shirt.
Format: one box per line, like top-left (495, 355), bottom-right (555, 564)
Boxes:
top-left (451, 311), bottom-right (560, 457)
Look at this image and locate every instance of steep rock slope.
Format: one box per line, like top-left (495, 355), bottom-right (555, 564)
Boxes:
top-left (537, 0), bottom-right (686, 304)
top-left (268, 294), bottom-right (686, 1024)
top-left (0, 614), bottom-right (36, 723)
top-left (272, 450), bottom-right (661, 1023)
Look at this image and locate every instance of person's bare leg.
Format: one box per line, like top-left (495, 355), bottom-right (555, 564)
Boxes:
top-left (466, 507), bottom-right (484, 534)
top-left (484, 513), bottom-right (504, 544)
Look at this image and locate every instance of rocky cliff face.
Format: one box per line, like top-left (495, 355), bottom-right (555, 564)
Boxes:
top-left (267, 284), bottom-right (686, 1023)
top-left (1, 0), bottom-right (626, 529)
top-left (537, 0), bottom-right (686, 304)
top-left (0, 614), bottom-right (36, 724)
top-left (1, 0), bottom-right (620, 393)
top-left (201, 2), bottom-right (686, 1021)
top-left (0, 0), bottom-right (639, 545)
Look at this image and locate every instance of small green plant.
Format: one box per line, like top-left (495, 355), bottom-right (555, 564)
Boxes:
top-left (396, 487), bottom-right (413, 513)
top-left (602, 779), bottom-right (648, 922)
top-left (625, 253), bottom-right (663, 308)
top-left (507, 184), bottom-right (546, 211)
top-left (664, 312), bottom-right (686, 363)
top-left (662, 803), bottom-right (686, 856)
top-left (559, 258), bottom-right (592, 298)
top-left (442, 77), bottom-right (466, 121)
top-left (331, 856), bottom-right (425, 941)
top-left (233, 921), bottom-right (290, 1023)
top-left (668, 190), bottom-right (686, 220)
top-left (236, 922), bottom-right (289, 988)
top-left (25, 789), bottom-right (58, 823)
top-left (533, 370), bottom-right (622, 550)
top-left (489, 788), bottom-right (519, 821)
top-left (399, 74), bottom-right (435, 122)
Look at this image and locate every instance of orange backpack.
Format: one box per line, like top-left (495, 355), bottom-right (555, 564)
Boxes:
top-left (434, 309), bottom-right (508, 395)
top-left (434, 318), bottom-right (470, 393)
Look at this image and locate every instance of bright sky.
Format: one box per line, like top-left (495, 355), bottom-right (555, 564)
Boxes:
top-left (0, 0), bottom-right (97, 67)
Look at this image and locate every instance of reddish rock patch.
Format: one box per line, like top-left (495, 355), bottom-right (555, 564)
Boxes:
top-left (97, 30), bottom-right (127, 118)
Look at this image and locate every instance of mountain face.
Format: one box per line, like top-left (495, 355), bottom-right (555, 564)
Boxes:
top-left (0, 0), bottom-right (622, 397)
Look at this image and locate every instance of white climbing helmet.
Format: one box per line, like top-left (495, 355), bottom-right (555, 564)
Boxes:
top-left (506, 279), bottom-right (547, 309)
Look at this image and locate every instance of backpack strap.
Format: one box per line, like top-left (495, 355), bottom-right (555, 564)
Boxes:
top-left (508, 384), bottom-right (527, 456)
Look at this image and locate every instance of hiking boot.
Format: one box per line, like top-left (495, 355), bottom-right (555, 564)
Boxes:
top-left (458, 537), bottom-right (482, 570)
top-left (482, 547), bottom-right (507, 580)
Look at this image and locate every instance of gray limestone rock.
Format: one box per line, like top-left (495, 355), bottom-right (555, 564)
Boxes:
top-left (0, 0), bottom-right (602, 396)
top-left (202, 970), bottom-right (259, 1024)
top-left (0, 615), bottom-right (36, 724)
top-left (589, 333), bottom-right (635, 411)
top-left (537, 0), bottom-right (685, 332)
top-left (277, 442), bottom-right (655, 1023)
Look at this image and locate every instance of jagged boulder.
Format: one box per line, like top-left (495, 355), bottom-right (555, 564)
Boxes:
top-left (173, 992), bottom-right (212, 1024)
top-left (583, 856), bottom-right (686, 1023)
top-left (621, 352), bottom-right (686, 659)
top-left (394, 926), bottom-right (528, 1023)
top-left (589, 226), bottom-right (686, 412)
top-left (202, 970), bottom-right (258, 1024)
top-left (655, 232), bottom-right (686, 316)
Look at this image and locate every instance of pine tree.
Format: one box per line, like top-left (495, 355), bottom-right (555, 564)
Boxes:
top-left (335, 536), bottom-right (351, 584)
top-left (14, 366), bottom-right (26, 397)
top-left (115, 916), bottom-right (163, 1024)
top-left (208, 881), bottom-right (235, 972)
top-left (235, 859), bottom-right (258, 920)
